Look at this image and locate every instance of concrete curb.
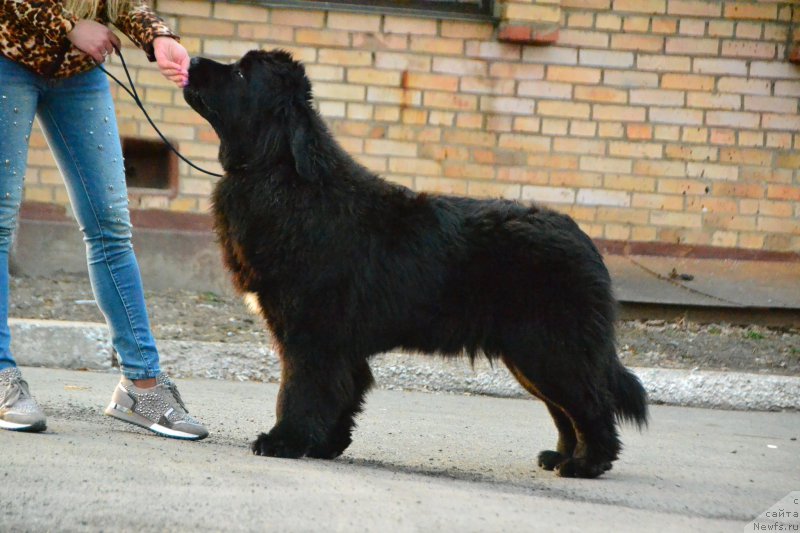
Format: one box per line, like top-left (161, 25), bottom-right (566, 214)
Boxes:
top-left (10, 318), bottom-right (800, 411)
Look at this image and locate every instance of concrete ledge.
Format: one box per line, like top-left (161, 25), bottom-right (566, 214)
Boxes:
top-left (10, 319), bottom-right (800, 411)
top-left (10, 319), bottom-right (112, 371)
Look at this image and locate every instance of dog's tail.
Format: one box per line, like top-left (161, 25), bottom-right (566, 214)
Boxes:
top-left (610, 362), bottom-right (649, 429)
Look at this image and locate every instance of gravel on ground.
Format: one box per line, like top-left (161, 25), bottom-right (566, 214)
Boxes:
top-left (8, 273), bottom-right (800, 376)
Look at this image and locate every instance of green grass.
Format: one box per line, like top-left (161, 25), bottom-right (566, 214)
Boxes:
top-left (744, 331), bottom-right (765, 341)
top-left (198, 291), bottom-right (222, 303)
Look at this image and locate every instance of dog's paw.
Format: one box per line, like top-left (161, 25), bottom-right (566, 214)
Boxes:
top-left (307, 433), bottom-right (352, 460)
top-left (250, 431), bottom-right (308, 458)
top-left (554, 457), bottom-right (612, 479)
top-left (537, 450), bottom-right (568, 471)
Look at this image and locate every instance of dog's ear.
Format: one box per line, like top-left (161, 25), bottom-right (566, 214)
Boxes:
top-left (288, 103), bottom-right (335, 183)
top-left (289, 109), bottom-right (317, 182)
top-left (281, 56), bottom-right (332, 183)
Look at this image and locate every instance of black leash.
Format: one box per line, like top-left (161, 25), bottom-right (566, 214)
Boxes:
top-left (97, 48), bottom-right (223, 178)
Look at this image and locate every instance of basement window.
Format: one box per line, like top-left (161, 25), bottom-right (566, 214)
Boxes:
top-left (121, 137), bottom-right (178, 193)
top-left (255, 0), bottom-right (495, 21)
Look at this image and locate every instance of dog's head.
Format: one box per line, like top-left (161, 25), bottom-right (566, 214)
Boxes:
top-left (184, 49), bottom-right (324, 177)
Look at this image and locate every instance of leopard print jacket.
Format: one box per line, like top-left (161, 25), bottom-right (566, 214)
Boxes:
top-left (0, 0), bottom-right (178, 78)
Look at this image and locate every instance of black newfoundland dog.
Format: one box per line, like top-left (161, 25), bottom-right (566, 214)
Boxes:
top-left (184, 50), bottom-right (647, 478)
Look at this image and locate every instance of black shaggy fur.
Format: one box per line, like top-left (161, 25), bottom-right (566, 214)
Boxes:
top-left (184, 50), bottom-right (648, 478)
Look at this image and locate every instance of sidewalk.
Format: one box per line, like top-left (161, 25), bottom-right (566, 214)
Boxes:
top-left (3, 367), bottom-right (798, 532)
top-left (10, 317), bottom-right (800, 411)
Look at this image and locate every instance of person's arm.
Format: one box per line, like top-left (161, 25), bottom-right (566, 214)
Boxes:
top-left (1, 0), bottom-right (78, 42)
top-left (112, 2), bottom-right (188, 87)
top-left (112, 2), bottom-right (177, 62)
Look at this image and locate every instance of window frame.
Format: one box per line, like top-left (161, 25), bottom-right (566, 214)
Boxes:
top-left (250, 0), bottom-right (496, 22)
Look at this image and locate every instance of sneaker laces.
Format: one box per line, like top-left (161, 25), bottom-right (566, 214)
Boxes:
top-left (159, 376), bottom-right (188, 413)
top-left (1, 377), bottom-right (32, 409)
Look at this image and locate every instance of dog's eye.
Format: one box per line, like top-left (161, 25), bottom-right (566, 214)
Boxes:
top-left (235, 69), bottom-right (245, 80)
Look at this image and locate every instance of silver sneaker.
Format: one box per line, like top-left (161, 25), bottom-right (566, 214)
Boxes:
top-left (0, 367), bottom-right (47, 432)
top-left (104, 374), bottom-right (208, 440)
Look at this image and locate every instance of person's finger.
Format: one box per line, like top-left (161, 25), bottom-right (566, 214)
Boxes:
top-left (161, 63), bottom-right (182, 73)
top-left (109, 32), bottom-right (122, 52)
top-left (91, 48), bottom-right (106, 63)
top-left (161, 69), bottom-right (183, 79)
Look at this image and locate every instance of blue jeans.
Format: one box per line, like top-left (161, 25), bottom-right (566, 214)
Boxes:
top-left (0, 55), bottom-right (160, 380)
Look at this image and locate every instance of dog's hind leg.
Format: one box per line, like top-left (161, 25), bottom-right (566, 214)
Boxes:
top-left (502, 357), bottom-right (577, 470)
top-left (307, 358), bottom-right (374, 459)
top-left (502, 353), bottom-right (620, 479)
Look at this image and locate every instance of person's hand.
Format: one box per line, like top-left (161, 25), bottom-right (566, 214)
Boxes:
top-left (154, 36), bottom-right (189, 88)
top-left (66, 20), bottom-right (121, 63)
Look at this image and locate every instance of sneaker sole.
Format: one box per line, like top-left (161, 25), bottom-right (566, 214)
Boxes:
top-left (0, 419), bottom-right (46, 432)
top-left (104, 403), bottom-right (207, 441)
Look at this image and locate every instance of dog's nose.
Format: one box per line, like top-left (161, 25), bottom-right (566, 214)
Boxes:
top-left (190, 57), bottom-right (201, 68)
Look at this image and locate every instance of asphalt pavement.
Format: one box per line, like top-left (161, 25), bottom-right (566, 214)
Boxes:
top-left (3, 367), bottom-right (798, 532)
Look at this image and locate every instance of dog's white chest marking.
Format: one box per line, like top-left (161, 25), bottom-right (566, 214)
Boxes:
top-left (243, 292), bottom-right (263, 315)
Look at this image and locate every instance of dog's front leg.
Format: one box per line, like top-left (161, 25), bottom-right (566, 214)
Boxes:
top-left (251, 349), bottom-right (356, 459)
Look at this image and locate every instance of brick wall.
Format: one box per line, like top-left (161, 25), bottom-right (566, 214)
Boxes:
top-left (23, 0), bottom-right (800, 252)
